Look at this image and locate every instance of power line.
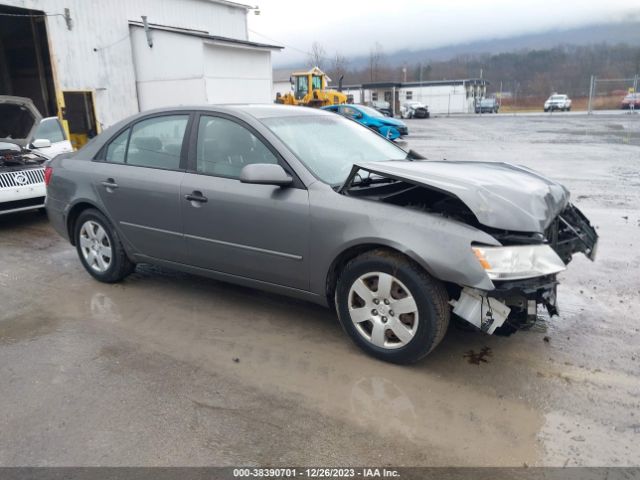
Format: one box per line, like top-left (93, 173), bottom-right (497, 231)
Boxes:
top-left (93, 33), bottom-right (131, 52)
top-left (248, 29), bottom-right (309, 56)
top-left (248, 28), bottom-right (335, 62)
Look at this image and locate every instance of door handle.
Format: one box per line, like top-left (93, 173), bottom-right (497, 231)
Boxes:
top-left (101, 178), bottom-right (119, 189)
top-left (184, 191), bottom-right (208, 203)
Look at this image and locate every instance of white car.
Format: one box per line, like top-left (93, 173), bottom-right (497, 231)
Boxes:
top-left (544, 94), bottom-right (572, 112)
top-left (400, 101), bottom-right (430, 119)
top-left (0, 96), bottom-right (73, 215)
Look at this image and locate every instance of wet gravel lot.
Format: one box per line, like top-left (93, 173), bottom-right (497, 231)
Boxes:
top-left (1, 112), bottom-right (639, 466)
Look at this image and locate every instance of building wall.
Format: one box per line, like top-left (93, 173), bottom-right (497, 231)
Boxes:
top-left (272, 80), bottom-right (291, 100)
top-left (400, 85), bottom-right (470, 114)
top-left (131, 29), bottom-right (273, 109)
top-left (203, 43), bottom-right (272, 104)
top-left (1, 0), bottom-right (248, 127)
top-left (130, 27), bottom-right (207, 110)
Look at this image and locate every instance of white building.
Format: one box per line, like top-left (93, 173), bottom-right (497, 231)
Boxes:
top-left (272, 67), bottom-right (294, 100)
top-left (344, 79), bottom-right (488, 115)
top-left (0, 0), bottom-right (281, 147)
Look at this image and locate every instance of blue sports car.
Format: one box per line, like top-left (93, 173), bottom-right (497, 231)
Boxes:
top-left (321, 104), bottom-right (408, 140)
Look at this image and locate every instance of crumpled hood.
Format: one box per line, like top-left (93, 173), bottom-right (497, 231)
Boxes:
top-left (0, 95), bottom-right (42, 147)
top-left (354, 160), bottom-right (570, 233)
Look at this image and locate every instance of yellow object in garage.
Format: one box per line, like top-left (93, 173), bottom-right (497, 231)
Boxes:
top-left (275, 67), bottom-right (347, 107)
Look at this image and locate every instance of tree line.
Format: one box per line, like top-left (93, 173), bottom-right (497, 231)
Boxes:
top-left (308, 42), bottom-right (640, 97)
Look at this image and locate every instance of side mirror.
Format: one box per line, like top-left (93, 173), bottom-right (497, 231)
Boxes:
top-left (354, 113), bottom-right (363, 119)
top-left (31, 138), bottom-right (52, 149)
top-left (240, 164), bottom-right (293, 187)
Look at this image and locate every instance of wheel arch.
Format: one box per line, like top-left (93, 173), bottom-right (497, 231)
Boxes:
top-left (324, 241), bottom-right (438, 307)
top-left (66, 199), bottom-right (105, 246)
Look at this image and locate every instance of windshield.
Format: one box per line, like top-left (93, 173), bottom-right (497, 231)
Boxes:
top-left (550, 95), bottom-right (566, 101)
top-left (34, 118), bottom-right (65, 143)
top-left (262, 114), bottom-right (408, 185)
top-left (357, 106), bottom-right (385, 118)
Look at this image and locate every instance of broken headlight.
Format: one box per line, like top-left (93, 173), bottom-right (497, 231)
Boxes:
top-left (472, 245), bottom-right (566, 281)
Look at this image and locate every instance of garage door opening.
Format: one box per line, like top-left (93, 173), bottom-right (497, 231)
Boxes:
top-left (0, 4), bottom-right (57, 117)
top-left (62, 91), bottom-right (99, 149)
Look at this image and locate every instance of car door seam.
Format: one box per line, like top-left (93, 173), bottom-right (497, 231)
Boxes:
top-left (184, 233), bottom-right (303, 261)
top-left (120, 221), bottom-right (183, 237)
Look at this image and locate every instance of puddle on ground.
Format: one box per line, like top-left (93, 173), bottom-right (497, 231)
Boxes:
top-left (0, 313), bottom-right (60, 345)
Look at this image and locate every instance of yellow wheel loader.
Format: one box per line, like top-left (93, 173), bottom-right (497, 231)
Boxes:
top-left (275, 67), bottom-right (348, 107)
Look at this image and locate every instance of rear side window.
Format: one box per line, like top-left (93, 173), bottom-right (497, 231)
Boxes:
top-left (34, 118), bottom-right (65, 143)
top-left (126, 115), bottom-right (188, 170)
top-left (196, 116), bottom-right (278, 179)
top-left (105, 128), bottom-right (129, 164)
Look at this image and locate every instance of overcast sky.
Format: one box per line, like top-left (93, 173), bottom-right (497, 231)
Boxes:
top-left (247, 0), bottom-right (640, 66)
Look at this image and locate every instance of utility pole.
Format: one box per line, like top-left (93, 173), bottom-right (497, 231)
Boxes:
top-left (587, 75), bottom-right (595, 115)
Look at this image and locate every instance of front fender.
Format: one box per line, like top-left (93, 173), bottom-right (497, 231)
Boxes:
top-left (309, 188), bottom-right (499, 297)
top-left (377, 125), bottom-right (400, 140)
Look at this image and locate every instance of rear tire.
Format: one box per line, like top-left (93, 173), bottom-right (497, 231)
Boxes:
top-left (334, 249), bottom-right (449, 364)
top-left (74, 208), bottom-right (134, 283)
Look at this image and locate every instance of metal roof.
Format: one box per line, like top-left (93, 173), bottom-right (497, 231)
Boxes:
top-left (129, 21), bottom-right (283, 50)
top-left (402, 78), bottom-right (490, 87)
top-left (205, 0), bottom-right (253, 9)
top-left (361, 81), bottom-right (403, 89)
top-left (350, 78), bottom-right (489, 89)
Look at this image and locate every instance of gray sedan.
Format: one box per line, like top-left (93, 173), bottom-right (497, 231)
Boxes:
top-left (45, 105), bottom-right (597, 363)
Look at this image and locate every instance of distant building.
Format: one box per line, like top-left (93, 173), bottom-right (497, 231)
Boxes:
top-left (272, 67), bottom-right (296, 100)
top-left (343, 79), bottom-right (489, 115)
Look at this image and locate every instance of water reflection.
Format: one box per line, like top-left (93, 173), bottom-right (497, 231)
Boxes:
top-left (350, 376), bottom-right (417, 440)
top-left (90, 292), bottom-right (121, 323)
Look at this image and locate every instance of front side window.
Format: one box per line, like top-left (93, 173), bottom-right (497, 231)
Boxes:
top-left (196, 116), bottom-right (278, 179)
top-left (263, 114), bottom-right (407, 186)
top-left (126, 115), bottom-right (188, 170)
top-left (312, 75), bottom-right (323, 90)
top-left (105, 128), bottom-right (129, 164)
top-left (34, 118), bottom-right (65, 143)
top-left (295, 76), bottom-right (309, 99)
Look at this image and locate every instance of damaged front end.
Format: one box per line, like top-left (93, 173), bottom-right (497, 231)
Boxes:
top-left (340, 161), bottom-right (599, 335)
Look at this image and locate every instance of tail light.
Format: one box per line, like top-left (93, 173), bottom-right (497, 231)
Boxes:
top-left (44, 166), bottom-right (53, 186)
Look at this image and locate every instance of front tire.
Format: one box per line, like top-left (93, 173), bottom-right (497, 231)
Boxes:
top-left (335, 249), bottom-right (450, 364)
top-left (75, 208), bottom-right (134, 283)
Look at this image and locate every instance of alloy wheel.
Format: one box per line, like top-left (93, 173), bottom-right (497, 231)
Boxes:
top-left (79, 220), bottom-right (113, 273)
top-left (347, 272), bottom-right (419, 349)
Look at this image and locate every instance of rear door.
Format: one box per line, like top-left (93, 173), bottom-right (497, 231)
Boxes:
top-left (93, 112), bottom-right (192, 263)
top-left (180, 113), bottom-right (310, 289)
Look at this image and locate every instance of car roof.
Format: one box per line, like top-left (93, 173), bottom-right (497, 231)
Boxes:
top-left (128, 104), bottom-right (336, 121)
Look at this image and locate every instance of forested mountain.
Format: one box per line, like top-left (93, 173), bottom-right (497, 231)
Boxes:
top-left (296, 20), bottom-right (640, 97)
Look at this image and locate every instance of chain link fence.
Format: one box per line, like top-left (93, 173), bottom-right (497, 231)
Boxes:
top-left (587, 75), bottom-right (639, 113)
